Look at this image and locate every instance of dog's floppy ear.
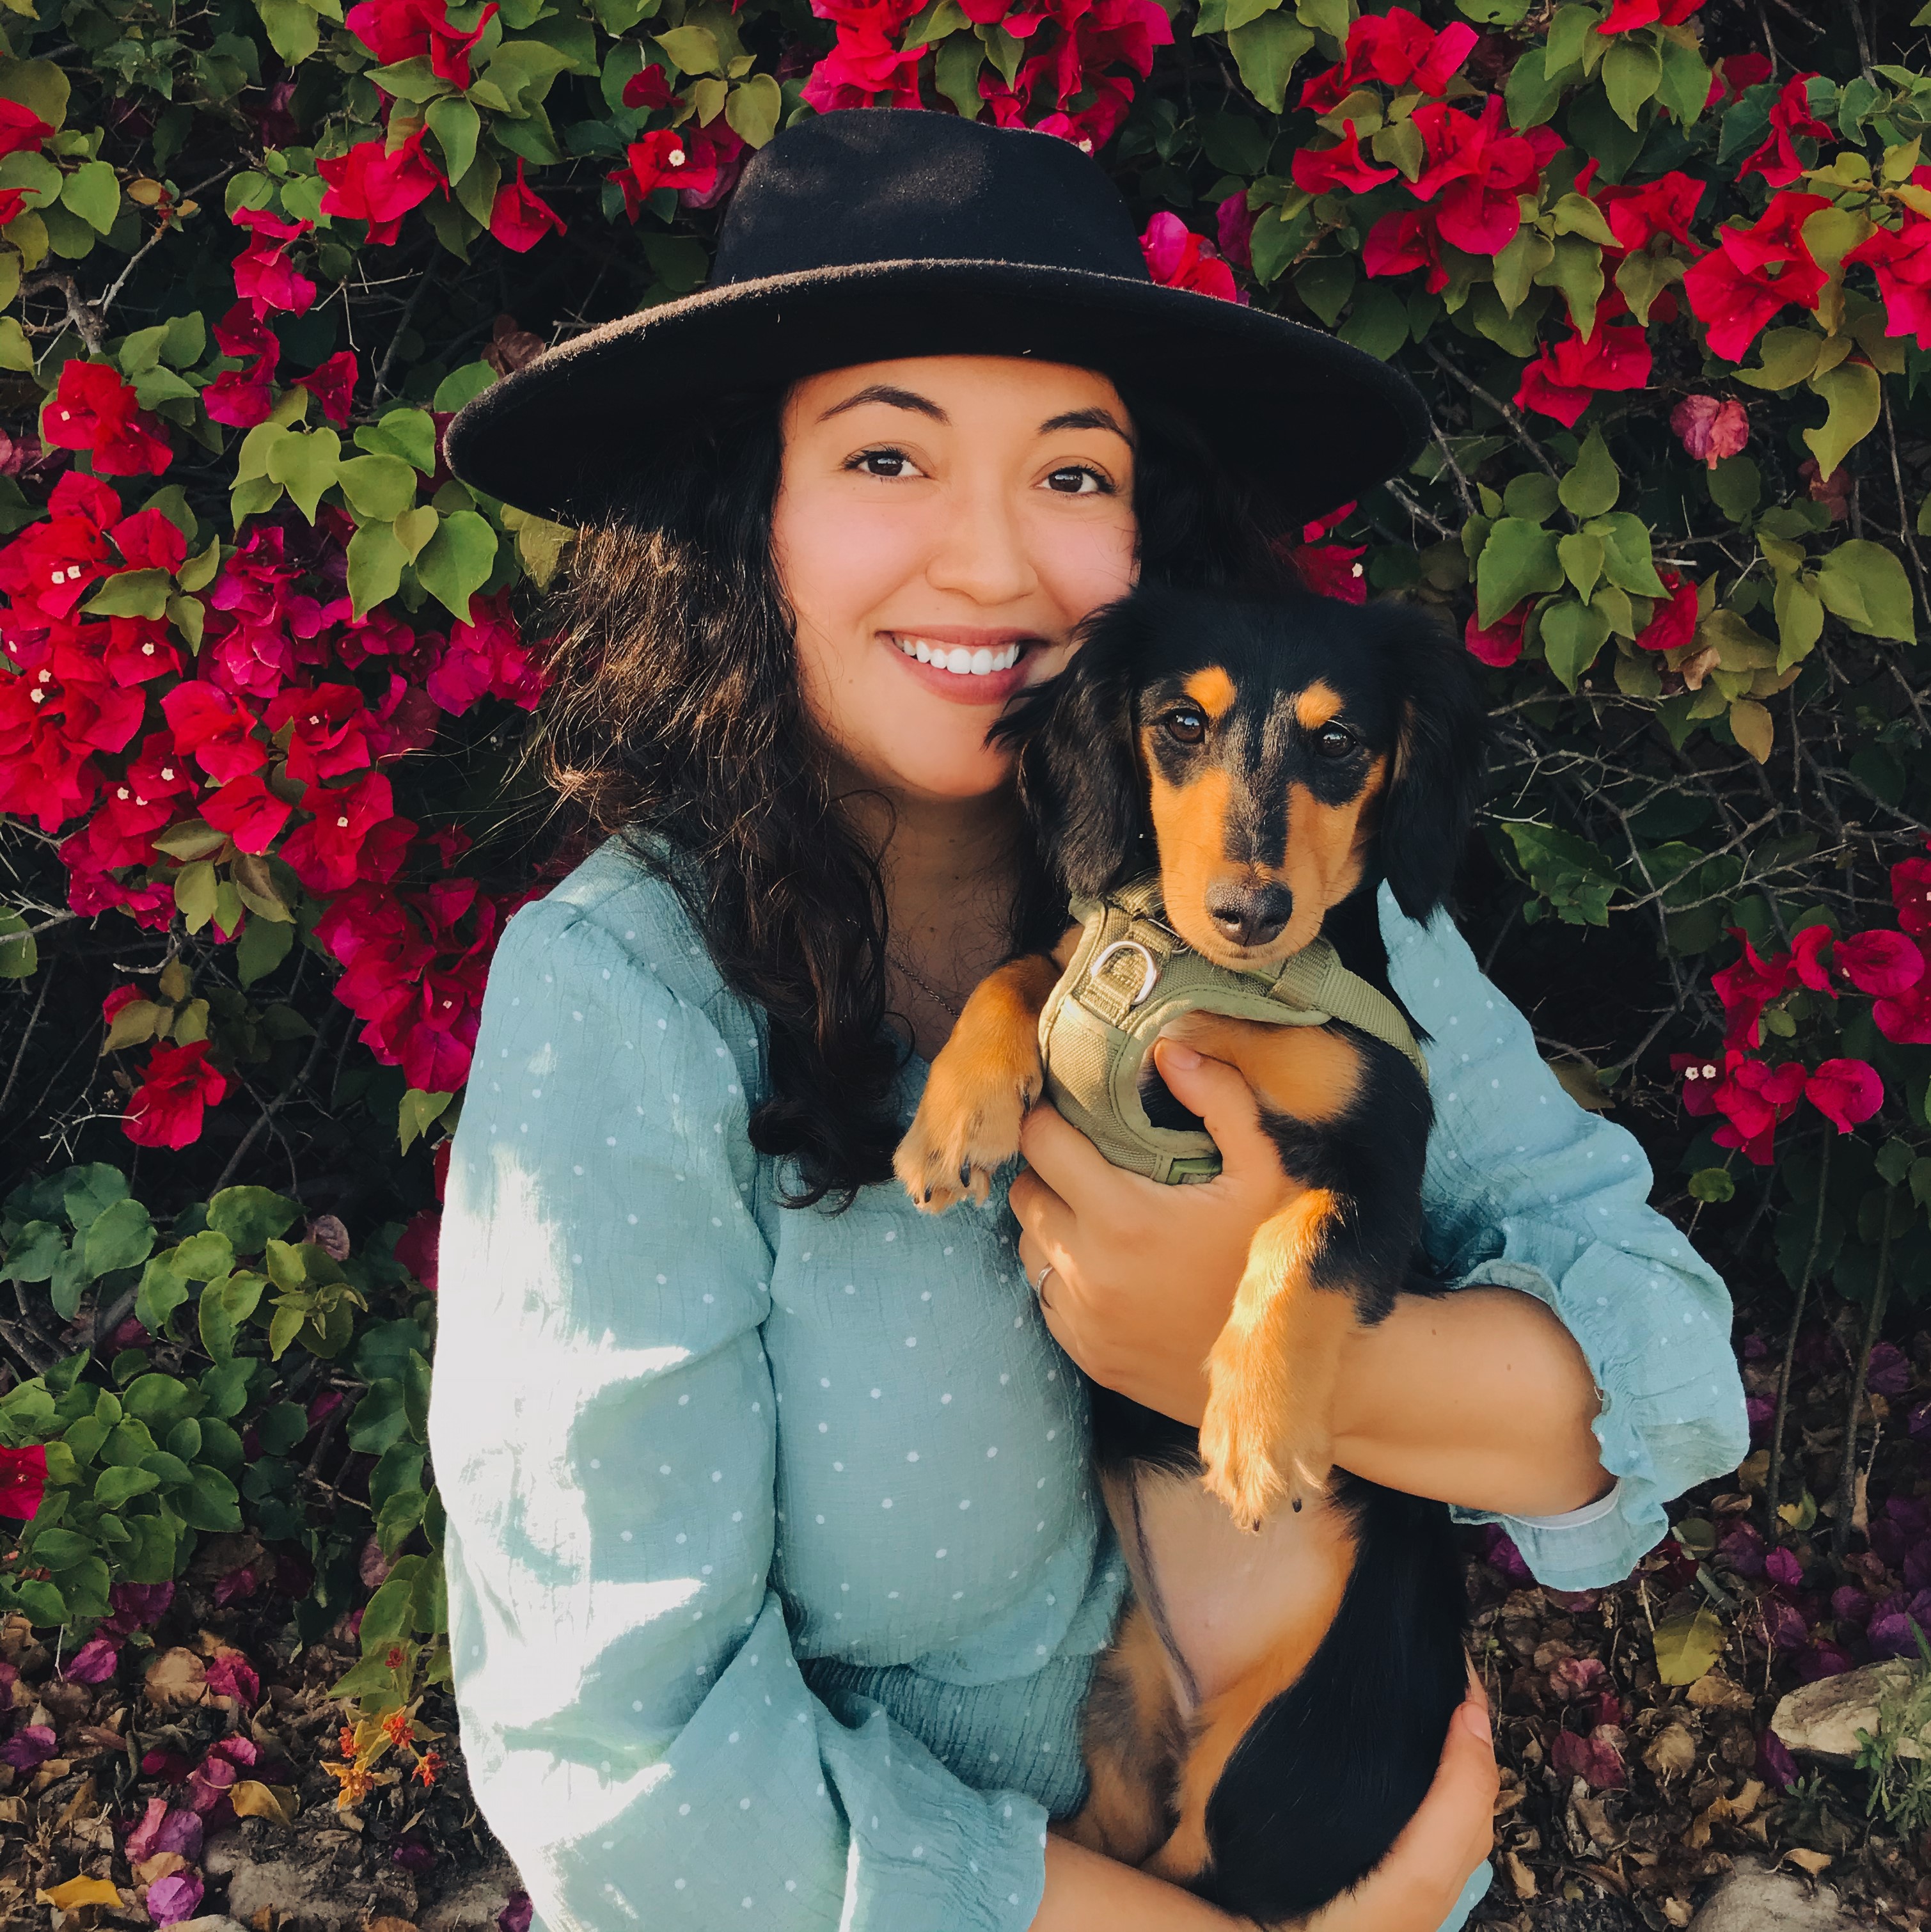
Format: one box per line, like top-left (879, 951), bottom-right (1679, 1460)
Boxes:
top-left (1376, 603), bottom-right (1488, 924)
top-left (995, 599), bottom-right (1147, 901)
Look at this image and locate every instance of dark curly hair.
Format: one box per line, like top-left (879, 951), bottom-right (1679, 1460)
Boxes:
top-left (532, 376), bottom-right (1300, 1210)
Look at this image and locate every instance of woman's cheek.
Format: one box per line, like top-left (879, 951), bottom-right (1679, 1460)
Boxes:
top-left (1036, 507), bottom-right (1139, 620)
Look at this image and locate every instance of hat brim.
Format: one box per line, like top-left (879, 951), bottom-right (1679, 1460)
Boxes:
top-left (446, 258), bottom-right (1431, 528)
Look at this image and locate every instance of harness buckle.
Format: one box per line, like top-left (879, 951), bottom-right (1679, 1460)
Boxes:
top-left (1091, 938), bottom-right (1160, 1008)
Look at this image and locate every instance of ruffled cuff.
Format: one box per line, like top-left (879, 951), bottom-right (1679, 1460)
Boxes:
top-left (1441, 1258), bottom-right (1749, 1595)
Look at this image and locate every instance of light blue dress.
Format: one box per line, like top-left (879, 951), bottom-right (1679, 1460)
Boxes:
top-left (429, 836), bottom-right (1748, 1932)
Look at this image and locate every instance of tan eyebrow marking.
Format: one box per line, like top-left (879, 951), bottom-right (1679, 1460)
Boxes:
top-left (1294, 682), bottom-right (1344, 731)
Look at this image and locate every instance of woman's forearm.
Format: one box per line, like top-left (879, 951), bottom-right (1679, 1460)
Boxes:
top-left (1330, 1285), bottom-right (1613, 1517)
top-left (1030, 1835), bottom-right (1251, 1931)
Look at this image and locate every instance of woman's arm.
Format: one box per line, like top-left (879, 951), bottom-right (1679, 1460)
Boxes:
top-left (432, 892), bottom-right (1060, 1932)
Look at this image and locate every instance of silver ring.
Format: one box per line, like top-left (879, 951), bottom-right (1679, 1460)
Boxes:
top-left (1032, 1262), bottom-right (1055, 1302)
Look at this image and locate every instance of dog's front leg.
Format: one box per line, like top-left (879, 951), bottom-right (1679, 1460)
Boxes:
top-left (894, 953), bottom-right (1061, 1212)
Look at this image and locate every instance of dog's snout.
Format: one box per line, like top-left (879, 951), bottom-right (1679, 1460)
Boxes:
top-left (1204, 881), bottom-right (1293, 948)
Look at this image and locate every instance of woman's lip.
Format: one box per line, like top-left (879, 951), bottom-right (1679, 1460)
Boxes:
top-left (883, 626), bottom-right (1041, 649)
top-left (881, 631), bottom-right (1044, 707)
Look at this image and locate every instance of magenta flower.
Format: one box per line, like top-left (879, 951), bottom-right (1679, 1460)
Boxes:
top-left (1806, 1058), bottom-right (1883, 1134)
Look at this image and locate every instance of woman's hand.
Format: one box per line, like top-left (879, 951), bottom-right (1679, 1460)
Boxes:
top-left (1010, 1038), bottom-right (1293, 1425)
top-left (1292, 1667), bottom-right (1499, 1932)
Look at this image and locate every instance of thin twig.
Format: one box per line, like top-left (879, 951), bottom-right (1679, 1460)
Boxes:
top-left (0, 970), bottom-right (51, 1121)
top-left (1833, 1185), bottom-right (1896, 1562)
top-left (1767, 1132), bottom-right (1832, 1542)
top-left (211, 1013), bottom-right (335, 1193)
top-left (1424, 343), bottom-right (1568, 496)
top-left (20, 274), bottom-right (104, 354)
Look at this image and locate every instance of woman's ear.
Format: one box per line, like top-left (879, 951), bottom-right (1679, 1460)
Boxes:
top-left (998, 604), bottom-right (1146, 901)
top-left (1377, 605), bottom-right (1489, 924)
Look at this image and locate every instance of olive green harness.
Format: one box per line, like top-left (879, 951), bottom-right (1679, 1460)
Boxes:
top-left (1036, 876), bottom-right (1430, 1185)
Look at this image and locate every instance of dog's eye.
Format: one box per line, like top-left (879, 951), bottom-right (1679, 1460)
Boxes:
top-left (1313, 724), bottom-right (1358, 759)
top-left (1162, 708), bottom-right (1207, 745)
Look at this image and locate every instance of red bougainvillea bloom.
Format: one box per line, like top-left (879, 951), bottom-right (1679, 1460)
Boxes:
top-left (0, 99), bottom-right (52, 157)
top-left (1463, 606), bottom-right (1524, 667)
top-left (1139, 212), bottom-right (1243, 302)
top-left (1875, 949), bottom-right (1931, 1043)
top-left (1291, 122), bottom-right (1397, 195)
top-left (1845, 214), bottom-right (1931, 350)
top-left (1807, 1058), bottom-right (1884, 1134)
top-left (1708, 51), bottom-right (1772, 105)
top-left (1792, 922), bottom-right (1925, 999)
top-left (1300, 7), bottom-right (1476, 113)
top-left (1408, 97), bottom-right (1561, 256)
top-left (39, 362), bottom-right (173, 477)
top-left (295, 350), bottom-right (359, 428)
top-left (1670, 394), bottom-right (1749, 468)
top-left (201, 771), bottom-right (295, 852)
top-left (1701, 1051), bottom-right (1807, 1164)
top-left (489, 158), bottom-right (566, 253)
top-left (345, 0), bottom-right (499, 87)
top-left (1632, 571), bottom-right (1699, 651)
top-left (1596, 0), bottom-right (1699, 29)
top-left (63, 1636), bottom-right (120, 1684)
top-left (230, 207), bottom-right (316, 319)
top-left (111, 507), bottom-right (188, 574)
top-left (0, 1444), bottom-right (45, 1519)
top-left (161, 680), bottom-right (267, 781)
top-left (1713, 932), bottom-right (1795, 1049)
top-left (282, 770), bottom-right (414, 894)
top-left (1216, 191), bottom-right (1256, 272)
top-left (1291, 538), bottom-right (1367, 602)
top-left (202, 303), bottom-right (281, 429)
top-left (610, 129), bottom-right (701, 219)
top-left (1516, 320), bottom-right (1652, 427)
top-left (1895, 850), bottom-right (1931, 935)
top-left (800, 0), bottom-right (926, 115)
top-left (125, 1040), bottom-right (228, 1150)
top-left (1588, 170), bottom-right (1705, 258)
top-left (1363, 209), bottom-right (1447, 292)
top-left (621, 61), bottom-right (680, 111)
top-left (102, 983), bottom-right (144, 1025)
top-left (1682, 193), bottom-right (1832, 362)
top-left (1738, 72), bottom-right (1831, 188)
top-left (318, 134), bottom-right (446, 247)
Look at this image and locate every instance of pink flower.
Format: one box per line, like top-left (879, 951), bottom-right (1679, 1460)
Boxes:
top-left (1670, 395), bottom-right (1749, 468)
top-left (1683, 192), bottom-right (1832, 363)
top-left (1632, 571), bottom-right (1699, 651)
top-left (161, 681), bottom-right (266, 782)
top-left (800, 19), bottom-right (926, 113)
top-left (231, 206), bottom-right (316, 320)
top-left (1589, 170), bottom-right (1705, 257)
top-left (1216, 191), bottom-right (1256, 272)
top-left (1846, 214), bottom-right (1931, 351)
top-left (1464, 605), bottom-right (1524, 667)
top-left (1793, 924), bottom-right (1924, 998)
top-left (610, 129), bottom-right (702, 220)
top-left (1712, 932), bottom-right (1795, 1049)
top-left (1408, 97), bottom-right (1561, 256)
top-left (200, 772), bottom-right (294, 853)
top-left (295, 351), bottom-right (358, 428)
top-left (345, 0), bottom-right (498, 87)
top-left (1291, 122), bottom-right (1396, 195)
top-left (1806, 1058), bottom-right (1883, 1133)
top-left (0, 99), bottom-right (52, 157)
top-left (125, 1041), bottom-right (228, 1149)
top-left (1595, 0), bottom-right (1701, 31)
top-left (1139, 213), bottom-right (1244, 303)
top-left (0, 1724), bottom-right (54, 1769)
top-left (202, 301), bottom-right (281, 429)
top-left (621, 63), bottom-right (679, 110)
top-left (1363, 209), bottom-right (1447, 292)
top-left (1291, 540), bottom-right (1367, 602)
top-left (62, 1636), bottom-right (120, 1683)
top-left (1738, 72), bottom-right (1831, 188)
top-left (146, 1873), bottom-right (205, 1928)
top-left (0, 1445), bottom-right (45, 1519)
top-left (204, 1648), bottom-right (259, 1704)
top-left (1516, 320), bottom-right (1652, 427)
top-left (489, 158), bottom-right (566, 253)
top-left (317, 133), bottom-right (445, 247)
top-left (1300, 7), bottom-right (1476, 113)
top-left (39, 362), bottom-right (173, 477)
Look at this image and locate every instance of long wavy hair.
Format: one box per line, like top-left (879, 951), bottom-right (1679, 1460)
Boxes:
top-left (533, 376), bottom-right (1300, 1209)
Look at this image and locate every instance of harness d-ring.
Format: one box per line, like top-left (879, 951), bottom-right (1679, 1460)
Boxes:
top-left (1091, 938), bottom-right (1160, 1008)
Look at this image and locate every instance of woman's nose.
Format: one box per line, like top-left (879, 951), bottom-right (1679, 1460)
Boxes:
top-left (923, 480), bottom-right (1041, 606)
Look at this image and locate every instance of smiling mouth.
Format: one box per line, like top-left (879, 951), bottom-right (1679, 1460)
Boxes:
top-left (892, 635), bottom-right (1028, 677)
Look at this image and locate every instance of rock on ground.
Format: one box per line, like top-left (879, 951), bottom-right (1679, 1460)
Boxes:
top-left (1686, 1856), bottom-right (1853, 1931)
top-left (1771, 1661), bottom-right (1924, 1762)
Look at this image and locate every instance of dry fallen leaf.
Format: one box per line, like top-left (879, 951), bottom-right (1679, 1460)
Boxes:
top-left (230, 1780), bottom-right (299, 1830)
top-left (132, 1853), bottom-right (189, 1885)
top-left (1731, 1776), bottom-right (1765, 1820)
top-left (1504, 1850), bottom-right (1537, 1900)
top-left (143, 1647), bottom-right (207, 1708)
top-left (366, 1919), bottom-right (419, 1932)
top-left (1783, 1847), bottom-right (1833, 1876)
top-left (1643, 1722), bottom-right (1698, 1780)
top-left (1660, 1899), bottom-right (1693, 1928)
top-left (35, 1875), bottom-right (121, 1909)
top-left (1686, 1672), bottom-right (1753, 1711)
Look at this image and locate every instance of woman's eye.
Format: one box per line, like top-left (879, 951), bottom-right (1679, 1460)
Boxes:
top-left (1045, 464), bottom-right (1107, 495)
top-left (1314, 724), bottom-right (1358, 759)
top-left (1163, 709), bottom-right (1206, 745)
top-left (849, 448), bottom-right (921, 479)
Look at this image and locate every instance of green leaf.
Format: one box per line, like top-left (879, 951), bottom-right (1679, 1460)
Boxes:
top-left (83, 1196), bottom-right (154, 1277)
top-left (1772, 573), bottom-right (1824, 669)
top-left (414, 507), bottom-right (499, 620)
top-left (1551, 191), bottom-right (1616, 247)
top-left (1336, 285), bottom-right (1408, 361)
top-left (652, 23), bottom-right (720, 72)
top-left (1707, 454), bottom-right (1761, 523)
top-left (1589, 512), bottom-right (1667, 597)
top-left (255, 0), bottom-right (322, 63)
top-left (1476, 517), bottom-right (1564, 627)
top-left (1802, 361), bottom-right (1881, 484)
top-left (1542, 3), bottom-right (1598, 76)
top-left (1502, 472), bottom-right (1559, 522)
top-left (265, 426), bottom-right (342, 523)
top-left (1534, 232), bottom-right (1604, 339)
top-left (134, 1257), bottom-right (191, 1336)
top-left (236, 914), bottom-right (294, 988)
top-left (1540, 597), bottom-right (1611, 691)
top-left (1502, 821), bottom-right (1618, 925)
top-left (345, 520), bottom-right (408, 617)
top-left (1816, 538), bottom-right (1916, 642)
top-left (1557, 532), bottom-right (1604, 601)
top-left (1602, 36), bottom-right (1662, 130)
top-left (1656, 36), bottom-right (1710, 125)
top-left (1492, 225), bottom-right (1555, 313)
top-left (1503, 44), bottom-right (1563, 127)
top-left (122, 1372), bottom-right (195, 1427)
top-left (93, 1463), bottom-right (161, 1507)
top-left (0, 58), bottom-right (70, 131)
top-left (725, 72), bottom-right (782, 147)
top-left (178, 1464), bottom-right (242, 1532)
top-left (1653, 1604), bottom-right (1726, 1685)
top-left (398, 1087), bottom-right (454, 1155)
top-left (58, 159), bottom-right (119, 234)
top-left (1293, 0), bottom-right (1347, 37)
top-left (349, 1379), bottom-right (410, 1455)
top-left (29, 1528), bottom-right (94, 1570)
top-left (425, 95), bottom-right (480, 183)
top-left (0, 910), bottom-right (35, 980)
top-left (255, 1402), bottom-right (308, 1455)
top-left (81, 567), bottom-right (171, 619)
top-left (931, 33), bottom-right (985, 115)
top-left (1557, 427), bottom-right (1618, 518)
top-left (207, 1185), bottom-right (299, 1253)
top-left (431, 362), bottom-right (496, 413)
top-left (336, 454), bottom-right (419, 522)
top-left (354, 408), bottom-right (439, 475)
top-left (1294, 256), bottom-right (1356, 329)
top-left (1227, 13), bottom-right (1312, 113)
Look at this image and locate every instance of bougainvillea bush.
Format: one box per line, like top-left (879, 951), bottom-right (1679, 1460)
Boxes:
top-left (4, 0), bottom-right (1931, 1914)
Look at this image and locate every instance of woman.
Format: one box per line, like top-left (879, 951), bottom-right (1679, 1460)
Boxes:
top-left (430, 110), bottom-right (1748, 1931)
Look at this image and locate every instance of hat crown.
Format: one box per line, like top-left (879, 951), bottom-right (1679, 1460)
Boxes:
top-left (713, 109), bottom-right (1151, 289)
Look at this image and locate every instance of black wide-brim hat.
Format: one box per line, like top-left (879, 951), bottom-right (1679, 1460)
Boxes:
top-left (446, 109), bottom-right (1431, 528)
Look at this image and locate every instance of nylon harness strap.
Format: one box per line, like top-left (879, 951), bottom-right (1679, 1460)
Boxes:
top-left (1036, 874), bottom-right (1428, 1187)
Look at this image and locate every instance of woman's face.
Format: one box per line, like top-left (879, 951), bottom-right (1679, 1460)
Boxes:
top-left (772, 355), bottom-right (1140, 804)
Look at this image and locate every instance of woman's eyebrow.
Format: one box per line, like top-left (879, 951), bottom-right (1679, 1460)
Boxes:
top-left (1039, 406), bottom-right (1134, 445)
top-left (817, 384), bottom-right (947, 424)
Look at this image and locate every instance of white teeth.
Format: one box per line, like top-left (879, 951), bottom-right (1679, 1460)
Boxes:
top-left (894, 637), bottom-right (1023, 676)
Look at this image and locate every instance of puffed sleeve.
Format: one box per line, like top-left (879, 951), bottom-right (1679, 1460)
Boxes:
top-left (1377, 885), bottom-right (1751, 1594)
top-left (429, 895), bottom-right (1054, 1932)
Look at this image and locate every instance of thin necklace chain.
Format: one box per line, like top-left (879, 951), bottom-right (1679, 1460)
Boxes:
top-left (887, 946), bottom-right (965, 1020)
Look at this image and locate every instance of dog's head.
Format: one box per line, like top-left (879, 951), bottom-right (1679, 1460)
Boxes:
top-left (998, 586), bottom-right (1488, 972)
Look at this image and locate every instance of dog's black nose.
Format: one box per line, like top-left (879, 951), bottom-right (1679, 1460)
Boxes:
top-left (1205, 882), bottom-right (1293, 948)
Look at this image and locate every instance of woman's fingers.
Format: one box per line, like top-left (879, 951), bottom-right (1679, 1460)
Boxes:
top-left (1149, 1039), bottom-right (1282, 1187)
top-left (1018, 1099), bottom-right (1135, 1206)
top-left (1298, 1669), bottom-right (1499, 1932)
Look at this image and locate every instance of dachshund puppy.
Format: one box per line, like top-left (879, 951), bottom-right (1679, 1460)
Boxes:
top-left (893, 585), bottom-right (1490, 1922)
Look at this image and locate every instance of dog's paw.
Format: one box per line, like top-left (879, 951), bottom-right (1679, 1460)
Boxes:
top-left (892, 1056), bottom-right (1039, 1214)
top-left (1198, 1392), bottom-right (1334, 1532)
